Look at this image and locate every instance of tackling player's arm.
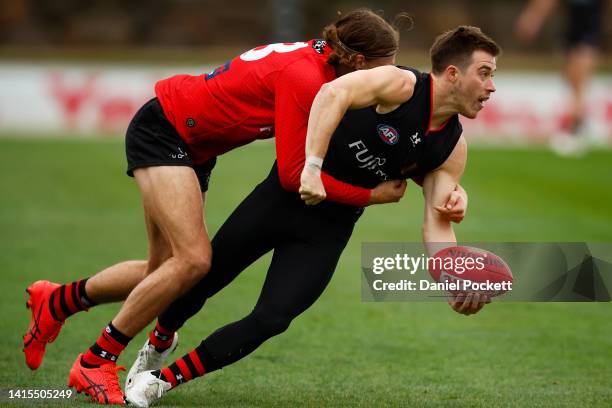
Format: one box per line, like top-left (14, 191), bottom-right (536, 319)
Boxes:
top-left (306, 65), bottom-right (416, 159)
top-left (300, 66), bottom-right (416, 205)
top-left (421, 137), bottom-right (488, 315)
top-left (275, 60), bottom-right (401, 207)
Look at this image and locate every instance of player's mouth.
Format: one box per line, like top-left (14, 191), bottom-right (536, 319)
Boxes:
top-left (477, 96), bottom-right (489, 109)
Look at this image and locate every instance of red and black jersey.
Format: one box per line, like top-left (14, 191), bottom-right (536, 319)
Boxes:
top-left (155, 40), bottom-right (371, 206)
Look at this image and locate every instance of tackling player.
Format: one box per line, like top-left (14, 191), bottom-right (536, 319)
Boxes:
top-left (124, 26), bottom-right (500, 407)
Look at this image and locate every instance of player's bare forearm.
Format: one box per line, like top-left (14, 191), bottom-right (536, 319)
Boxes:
top-left (423, 206), bottom-right (457, 256)
top-left (421, 137), bottom-right (467, 255)
top-left (305, 84), bottom-right (350, 159)
top-left (422, 168), bottom-right (458, 253)
top-left (420, 138), bottom-right (488, 316)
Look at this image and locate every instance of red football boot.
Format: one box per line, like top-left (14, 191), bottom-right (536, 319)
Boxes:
top-left (23, 280), bottom-right (64, 370)
top-left (68, 355), bottom-right (126, 405)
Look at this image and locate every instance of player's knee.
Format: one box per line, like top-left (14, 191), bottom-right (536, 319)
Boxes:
top-left (252, 309), bottom-right (291, 338)
top-left (176, 252), bottom-right (212, 287)
top-left (146, 245), bottom-right (172, 274)
top-left (145, 257), bottom-right (164, 274)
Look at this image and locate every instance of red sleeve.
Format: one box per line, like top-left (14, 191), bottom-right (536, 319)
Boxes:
top-left (274, 59), bottom-right (371, 207)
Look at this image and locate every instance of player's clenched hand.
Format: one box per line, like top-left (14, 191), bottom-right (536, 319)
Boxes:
top-left (299, 165), bottom-right (326, 205)
top-left (368, 180), bottom-right (407, 205)
top-left (435, 184), bottom-right (468, 223)
top-left (447, 292), bottom-right (490, 316)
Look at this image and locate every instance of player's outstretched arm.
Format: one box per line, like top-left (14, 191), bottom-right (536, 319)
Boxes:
top-left (299, 66), bottom-right (416, 205)
top-left (421, 137), bottom-right (467, 253)
top-left (422, 137), bottom-right (489, 315)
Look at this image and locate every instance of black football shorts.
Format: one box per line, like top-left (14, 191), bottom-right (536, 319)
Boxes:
top-left (125, 98), bottom-right (216, 192)
top-left (565, 0), bottom-right (603, 49)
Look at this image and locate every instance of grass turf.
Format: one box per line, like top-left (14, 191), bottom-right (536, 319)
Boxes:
top-left (0, 137), bottom-right (611, 407)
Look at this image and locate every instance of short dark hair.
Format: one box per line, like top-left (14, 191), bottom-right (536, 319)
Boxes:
top-left (430, 26), bottom-right (501, 75)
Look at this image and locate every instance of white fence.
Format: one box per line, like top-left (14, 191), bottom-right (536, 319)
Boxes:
top-left (0, 63), bottom-right (610, 143)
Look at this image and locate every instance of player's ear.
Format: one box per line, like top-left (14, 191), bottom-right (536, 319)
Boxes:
top-left (354, 54), bottom-right (367, 70)
top-left (446, 65), bottom-right (460, 83)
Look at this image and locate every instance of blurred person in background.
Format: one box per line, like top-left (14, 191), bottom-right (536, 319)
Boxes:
top-left (21, 8), bottom-right (469, 405)
top-left (515, 0), bottom-right (606, 156)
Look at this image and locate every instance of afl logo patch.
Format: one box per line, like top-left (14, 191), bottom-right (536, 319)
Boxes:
top-left (377, 124), bottom-right (399, 145)
top-left (186, 118), bottom-right (196, 128)
top-left (312, 40), bottom-right (327, 54)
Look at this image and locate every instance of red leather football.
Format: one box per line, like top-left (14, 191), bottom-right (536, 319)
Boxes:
top-left (429, 246), bottom-right (513, 297)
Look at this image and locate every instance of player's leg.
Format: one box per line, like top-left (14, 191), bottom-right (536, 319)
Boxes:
top-left (552, 43), bottom-right (598, 156)
top-left (126, 206), bottom-right (358, 406)
top-left (125, 160), bottom-right (216, 356)
top-left (129, 173), bottom-right (279, 384)
top-left (129, 203), bottom-right (184, 356)
top-left (83, 261), bottom-right (147, 304)
top-left (123, 189), bottom-right (206, 383)
top-left (155, 178), bottom-right (281, 332)
top-left (81, 165), bottom-right (209, 356)
top-left (85, 207), bottom-right (173, 303)
top-left (564, 44), bottom-right (597, 133)
top-left (69, 166), bottom-right (210, 404)
top-left (552, 1), bottom-right (602, 157)
top-left (23, 189), bottom-right (174, 371)
top-left (22, 99), bottom-right (180, 372)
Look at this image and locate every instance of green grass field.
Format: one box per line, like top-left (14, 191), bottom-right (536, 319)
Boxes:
top-left (1, 137), bottom-right (611, 407)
